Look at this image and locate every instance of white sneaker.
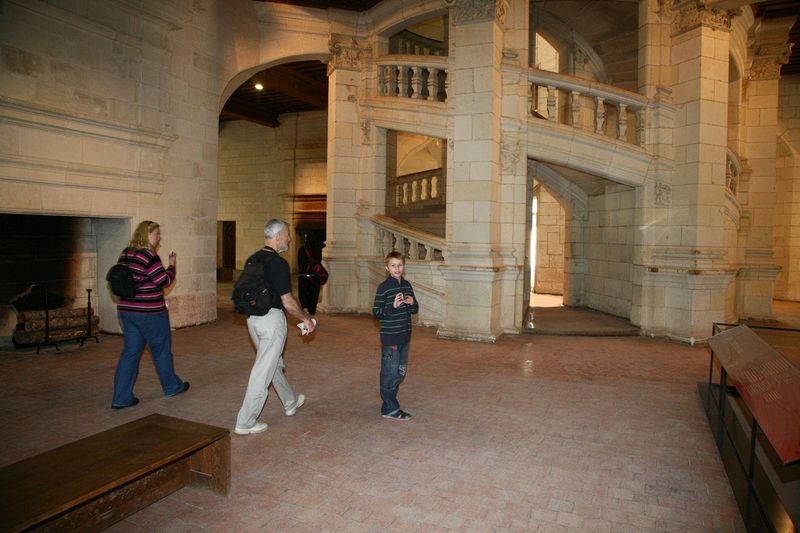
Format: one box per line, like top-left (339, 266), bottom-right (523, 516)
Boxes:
top-left (234, 422), bottom-right (268, 435)
top-left (285, 394), bottom-right (305, 416)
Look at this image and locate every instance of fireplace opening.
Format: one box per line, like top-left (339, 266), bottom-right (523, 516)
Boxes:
top-left (0, 214), bottom-right (130, 348)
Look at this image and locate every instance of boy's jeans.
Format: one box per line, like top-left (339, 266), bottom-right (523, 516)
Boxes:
top-left (380, 343), bottom-right (408, 415)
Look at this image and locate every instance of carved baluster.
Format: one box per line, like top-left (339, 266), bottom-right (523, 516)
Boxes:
top-left (411, 179), bottom-right (418, 204)
top-left (636, 108), bottom-right (646, 147)
top-left (618, 103), bottom-right (627, 140)
top-left (570, 91), bottom-right (580, 126)
top-left (425, 67), bottom-right (434, 101)
top-left (380, 65), bottom-right (392, 96)
top-left (437, 68), bottom-right (448, 101)
top-left (390, 66), bottom-right (399, 96)
top-left (405, 67), bottom-right (414, 98)
top-left (431, 175), bottom-right (439, 199)
top-left (420, 177), bottom-right (429, 200)
top-left (402, 183), bottom-right (409, 205)
top-left (546, 86), bottom-right (556, 121)
top-left (409, 240), bottom-right (419, 260)
top-left (413, 66), bottom-right (425, 99)
top-left (529, 83), bottom-right (536, 116)
top-left (395, 185), bottom-right (402, 208)
top-left (595, 96), bottom-right (605, 134)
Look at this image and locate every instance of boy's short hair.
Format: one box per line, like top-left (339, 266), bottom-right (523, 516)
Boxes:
top-left (385, 251), bottom-right (405, 266)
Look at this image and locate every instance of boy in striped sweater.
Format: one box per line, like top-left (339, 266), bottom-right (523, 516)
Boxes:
top-left (372, 251), bottom-right (419, 420)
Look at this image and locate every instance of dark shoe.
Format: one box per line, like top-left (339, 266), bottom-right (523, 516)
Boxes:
top-left (382, 409), bottom-right (412, 420)
top-left (168, 382), bottom-right (190, 397)
top-left (111, 397), bottom-right (139, 410)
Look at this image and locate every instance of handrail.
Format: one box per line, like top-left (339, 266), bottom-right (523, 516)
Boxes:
top-left (529, 69), bottom-right (649, 108)
top-left (527, 68), bottom-right (649, 147)
top-left (368, 214), bottom-right (447, 262)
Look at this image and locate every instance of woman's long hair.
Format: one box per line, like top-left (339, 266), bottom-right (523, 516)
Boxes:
top-left (129, 220), bottom-right (159, 249)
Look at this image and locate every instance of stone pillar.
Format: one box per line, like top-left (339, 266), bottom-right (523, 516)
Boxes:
top-left (438, 0), bottom-right (508, 341)
top-left (635, 1), bottom-right (737, 342)
top-left (775, 75), bottom-right (800, 300)
top-left (324, 34), bottom-right (369, 313)
top-left (734, 17), bottom-right (793, 319)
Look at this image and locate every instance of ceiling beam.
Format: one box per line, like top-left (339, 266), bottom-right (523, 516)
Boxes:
top-left (251, 65), bottom-right (328, 109)
top-left (221, 101), bottom-right (280, 127)
top-left (707, 0), bottom-right (758, 10)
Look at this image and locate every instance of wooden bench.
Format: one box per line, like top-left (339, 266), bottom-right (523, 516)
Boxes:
top-left (0, 413), bottom-right (230, 532)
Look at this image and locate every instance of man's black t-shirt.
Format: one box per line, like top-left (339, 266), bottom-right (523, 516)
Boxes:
top-left (260, 247), bottom-right (291, 310)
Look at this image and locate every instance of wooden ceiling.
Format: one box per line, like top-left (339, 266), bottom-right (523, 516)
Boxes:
top-left (755, 1), bottom-right (800, 76)
top-left (221, 1), bottom-right (800, 127)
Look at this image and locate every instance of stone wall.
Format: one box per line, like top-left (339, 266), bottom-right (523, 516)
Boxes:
top-left (584, 185), bottom-right (635, 318)
top-left (217, 112), bottom-right (327, 272)
top-left (534, 186), bottom-right (565, 295)
top-left (0, 0), bottom-right (262, 332)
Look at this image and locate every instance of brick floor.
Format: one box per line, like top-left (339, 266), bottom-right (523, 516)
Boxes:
top-left (0, 300), bottom-right (745, 532)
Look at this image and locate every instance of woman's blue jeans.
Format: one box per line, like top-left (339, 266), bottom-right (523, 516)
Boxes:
top-left (380, 343), bottom-right (408, 415)
top-left (112, 311), bottom-right (184, 407)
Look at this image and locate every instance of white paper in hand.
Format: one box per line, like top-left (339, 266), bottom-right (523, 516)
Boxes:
top-left (297, 318), bottom-right (317, 335)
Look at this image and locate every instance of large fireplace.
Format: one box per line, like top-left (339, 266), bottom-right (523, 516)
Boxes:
top-left (0, 214), bottom-right (130, 347)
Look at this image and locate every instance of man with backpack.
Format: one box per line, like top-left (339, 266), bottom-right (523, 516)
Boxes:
top-left (233, 219), bottom-right (316, 436)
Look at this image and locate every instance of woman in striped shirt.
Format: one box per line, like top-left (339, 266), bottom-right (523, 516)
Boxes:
top-left (111, 220), bottom-right (189, 409)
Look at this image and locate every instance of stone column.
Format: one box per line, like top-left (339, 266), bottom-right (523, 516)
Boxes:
top-left (324, 34), bottom-right (369, 313)
top-left (438, 0), bottom-right (508, 341)
top-left (775, 75), bottom-right (800, 299)
top-left (734, 17), bottom-right (793, 319)
top-left (636, 1), bottom-right (737, 342)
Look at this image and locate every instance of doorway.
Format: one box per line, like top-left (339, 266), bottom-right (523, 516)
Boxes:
top-left (217, 221), bottom-right (236, 282)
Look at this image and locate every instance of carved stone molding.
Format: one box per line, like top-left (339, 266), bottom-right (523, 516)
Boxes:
top-left (451, 0), bottom-right (497, 25)
top-left (328, 34), bottom-right (369, 72)
top-left (747, 17), bottom-right (795, 81)
top-left (360, 118), bottom-right (371, 145)
top-left (655, 181), bottom-right (672, 206)
top-left (747, 56), bottom-right (783, 81)
top-left (496, 0), bottom-right (509, 27)
top-left (670, 1), bottom-right (734, 36)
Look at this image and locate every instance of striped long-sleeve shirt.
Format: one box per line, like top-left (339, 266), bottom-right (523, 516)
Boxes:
top-left (116, 247), bottom-right (175, 313)
top-left (372, 276), bottom-right (418, 346)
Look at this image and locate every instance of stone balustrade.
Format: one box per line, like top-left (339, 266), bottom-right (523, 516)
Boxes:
top-left (370, 214), bottom-right (446, 262)
top-left (390, 169), bottom-right (444, 212)
top-left (528, 68), bottom-right (648, 147)
top-left (376, 56), bottom-right (448, 102)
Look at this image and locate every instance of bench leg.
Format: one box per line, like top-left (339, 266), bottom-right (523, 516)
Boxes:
top-left (188, 435), bottom-right (230, 496)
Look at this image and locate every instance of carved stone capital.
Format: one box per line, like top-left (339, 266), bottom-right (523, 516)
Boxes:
top-left (670, 1), bottom-right (733, 36)
top-left (747, 16), bottom-right (795, 80)
top-left (451, 0), bottom-right (498, 25)
top-left (328, 33), bottom-right (369, 72)
top-left (747, 56), bottom-right (783, 81)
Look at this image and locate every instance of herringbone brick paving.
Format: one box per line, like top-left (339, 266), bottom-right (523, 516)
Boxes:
top-left (0, 301), bottom-right (745, 532)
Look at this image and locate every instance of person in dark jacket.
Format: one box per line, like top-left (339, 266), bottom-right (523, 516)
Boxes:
top-left (372, 251), bottom-right (418, 420)
top-left (297, 233), bottom-right (323, 315)
top-left (111, 220), bottom-right (189, 409)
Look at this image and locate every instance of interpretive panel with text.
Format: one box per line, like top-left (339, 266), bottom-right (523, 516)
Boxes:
top-left (708, 325), bottom-right (800, 466)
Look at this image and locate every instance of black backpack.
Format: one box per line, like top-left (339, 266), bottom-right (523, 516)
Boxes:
top-left (232, 250), bottom-right (274, 316)
top-left (106, 255), bottom-right (138, 299)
